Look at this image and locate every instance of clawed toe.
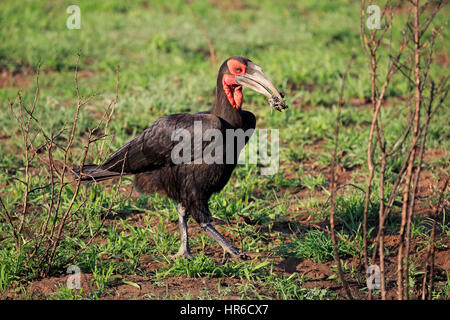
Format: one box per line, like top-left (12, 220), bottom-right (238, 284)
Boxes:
top-left (239, 252), bottom-right (250, 260)
top-left (221, 248), bottom-right (250, 263)
top-left (171, 251), bottom-right (193, 260)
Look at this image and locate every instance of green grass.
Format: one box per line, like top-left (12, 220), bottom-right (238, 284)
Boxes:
top-left (157, 254), bottom-right (270, 279)
top-left (276, 228), bottom-right (361, 264)
top-left (0, 0), bottom-right (449, 300)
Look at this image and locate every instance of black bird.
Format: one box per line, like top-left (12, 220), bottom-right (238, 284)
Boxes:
top-left (74, 56), bottom-right (287, 259)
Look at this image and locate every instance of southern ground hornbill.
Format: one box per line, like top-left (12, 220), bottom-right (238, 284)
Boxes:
top-left (73, 56), bottom-right (287, 260)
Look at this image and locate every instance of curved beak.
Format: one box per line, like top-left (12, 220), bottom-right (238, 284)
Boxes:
top-left (235, 62), bottom-right (288, 111)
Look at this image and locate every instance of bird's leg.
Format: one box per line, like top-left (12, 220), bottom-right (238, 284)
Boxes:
top-left (173, 203), bottom-right (192, 259)
top-left (200, 222), bottom-right (248, 260)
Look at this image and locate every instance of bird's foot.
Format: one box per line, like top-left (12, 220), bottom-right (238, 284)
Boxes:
top-left (238, 252), bottom-right (250, 260)
top-left (221, 247), bottom-right (250, 263)
top-left (171, 249), bottom-right (193, 260)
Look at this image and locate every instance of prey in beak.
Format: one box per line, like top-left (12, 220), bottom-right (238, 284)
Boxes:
top-left (236, 61), bottom-right (288, 111)
top-left (222, 57), bottom-right (288, 111)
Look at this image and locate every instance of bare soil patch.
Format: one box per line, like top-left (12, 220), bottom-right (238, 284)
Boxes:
top-left (0, 67), bottom-right (33, 89)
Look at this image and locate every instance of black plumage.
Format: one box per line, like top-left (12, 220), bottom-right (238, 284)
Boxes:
top-left (73, 56), bottom-right (287, 259)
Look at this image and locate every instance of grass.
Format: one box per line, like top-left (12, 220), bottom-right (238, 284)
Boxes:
top-left (276, 228), bottom-right (361, 264)
top-left (0, 0), bottom-right (449, 300)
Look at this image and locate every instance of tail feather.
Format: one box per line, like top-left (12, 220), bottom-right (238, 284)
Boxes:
top-left (71, 164), bottom-right (123, 182)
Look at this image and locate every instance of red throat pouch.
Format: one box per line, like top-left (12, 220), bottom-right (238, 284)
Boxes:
top-left (222, 75), bottom-right (243, 109)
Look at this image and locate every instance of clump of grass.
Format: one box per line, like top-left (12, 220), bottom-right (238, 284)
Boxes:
top-left (157, 254), bottom-right (270, 280)
top-left (249, 273), bottom-right (338, 300)
top-left (432, 271), bottom-right (450, 300)
top-left (277, 229), bottom-right (360, 263)
top-left (302, 173), bottom-right (328, 191)
top-left (49, 286), bottom-right (85, 300)
top-left (149, 217), bottom-right (179, 256)
top-left (92, 263), bottom-right (115, 297)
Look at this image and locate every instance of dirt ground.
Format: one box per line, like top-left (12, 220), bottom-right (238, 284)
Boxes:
top-left (15, 230), bottom-right (450, 300)
top-left (7, 147), bottom-right (448, 300)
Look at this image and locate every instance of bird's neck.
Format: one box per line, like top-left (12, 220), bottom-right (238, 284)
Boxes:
top-left (211, 80), bottom-right (243, 128)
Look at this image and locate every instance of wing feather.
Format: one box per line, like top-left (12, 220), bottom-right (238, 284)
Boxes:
top-left (101, 112), bottom-right (223, 174)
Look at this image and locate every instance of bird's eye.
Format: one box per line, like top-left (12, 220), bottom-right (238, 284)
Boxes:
top-left (235, 68), bottom-right (242, 73)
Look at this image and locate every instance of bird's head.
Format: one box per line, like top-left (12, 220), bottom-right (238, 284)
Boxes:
top-left (219, 56), bottom-right (288, 111)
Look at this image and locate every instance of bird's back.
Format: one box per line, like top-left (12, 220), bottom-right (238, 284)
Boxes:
top-left (131, 110), bottom-right (256, 203)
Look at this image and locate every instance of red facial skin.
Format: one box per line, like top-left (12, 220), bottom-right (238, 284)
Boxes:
top-left (222, 59), bottom-right (247, 109)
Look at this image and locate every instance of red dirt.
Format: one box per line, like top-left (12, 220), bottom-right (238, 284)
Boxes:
top-left (2, 125), bottom-right (448, 300)
top-left (22, 272), bottom-right (244, 300)
top-left (0, 67), bottom-right (33, 89)
top-left (16, 233), bottom-right (448, 300)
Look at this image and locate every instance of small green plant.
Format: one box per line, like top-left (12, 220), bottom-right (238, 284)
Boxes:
top-left (0, 264), bottom-right (10, 297)
top-left (157, 254), bottom-right (270, 281)
top-left (50, 286), bottom-right (84, 300)
top-left (277, 229), bottom-right (360, 263)
top-left (92, 264), bottom-right (115, 297)
top-left (302, 173), bottom-right (328, 191)
top-left (269, 273), bottom-right (337, 300)
top-left (432, 271), bottom-right (450, 300)
top-left (150, 217), bottom-right (179, 256)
